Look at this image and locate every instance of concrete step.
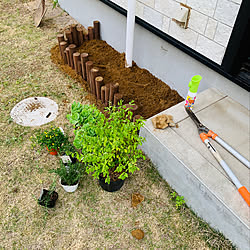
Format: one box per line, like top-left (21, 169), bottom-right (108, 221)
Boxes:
top-left (140, 88), bottom-right (250, 249)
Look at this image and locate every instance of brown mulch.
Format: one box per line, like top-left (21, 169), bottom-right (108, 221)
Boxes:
top-left (51, 39), bottom-right (183, 119)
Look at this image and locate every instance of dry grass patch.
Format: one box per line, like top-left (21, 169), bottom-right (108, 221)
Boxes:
top-left (0, 0), bottom-right (235, 249)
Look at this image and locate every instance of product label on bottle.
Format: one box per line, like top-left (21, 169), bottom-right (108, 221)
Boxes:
top-left (185, 95), bottom-right (196, 109)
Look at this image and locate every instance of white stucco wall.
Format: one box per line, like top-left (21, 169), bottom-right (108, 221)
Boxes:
top-left (112, 0), bottom-right (242, 64)
top-left (58, 0), bottom-right (249, 109)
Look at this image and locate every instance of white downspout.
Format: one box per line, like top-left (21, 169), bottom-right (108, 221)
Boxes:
top-left (125, 0), bottom-right (136, 68)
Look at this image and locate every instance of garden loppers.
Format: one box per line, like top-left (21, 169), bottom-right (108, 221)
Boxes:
top-left (185, 106), bottom-right (250, 207)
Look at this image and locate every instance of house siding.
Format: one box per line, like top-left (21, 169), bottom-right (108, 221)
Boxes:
top-left (111, 0), bottom-right (242, 64)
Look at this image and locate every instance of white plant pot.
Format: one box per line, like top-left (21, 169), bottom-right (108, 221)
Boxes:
top-left (60, 179), bottom-right (79, 193)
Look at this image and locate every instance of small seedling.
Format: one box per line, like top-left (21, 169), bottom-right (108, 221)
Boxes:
top-left (52, 0), bottom-right (59, 9)
top-left (170, 192), bottom-right (186, 209)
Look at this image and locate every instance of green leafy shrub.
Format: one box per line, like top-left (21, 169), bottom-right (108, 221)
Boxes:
top-left (69, 101), bottom-right (146, 184)
top-left (170, 192), bottom-right (186, 209)
top-left (52, 0), bottom-right (59, 9)
top-left (67, 101), bottom-right (104, 128)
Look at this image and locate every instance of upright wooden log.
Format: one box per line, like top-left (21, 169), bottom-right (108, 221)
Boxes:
top-left (68, 44), bottom-right (77, 68)
top-left (90, 68), bottom-right (100, 96)
top-left (77, 61), bottom-right (82, 76)
top-left (73, 52), bottom-right (81, 73)
top-left (84, 34), bottom-right (89, 41)
top-left (65, 30), bottom-right (73, 44)
top-left (88, 26), bottom-right (94, 40)
top-left (80, 53), bottom-right (89, 80)
top-left (85, 61), bottom-right (94, 91)
top-left (93, 21), bottom-right (100, 40)
top-left (101, 86), bottom-right (105, 104)
top-left (95, 76), bottom-right (104, 100)
top-left (114, 82), bottom-right (119, 94)
top-left (105, 84), bottom-right (110, 107)
top-left (133, 115), bottom-right (142, 122)
top-left (109, 83), bottom-right (115, 105)
top-left (124, 103), bottom-right (138, 118)
top-left (114, 93), bottom-right (123, 106)
top-left (57, 34), bottom-right (64, 58)
top-left (65, 47), bottom-right (70, 66)
top-left (64, 51), bottom-right (68, 64)
top-left (70, 24), bottom-right (79, 46)
top-left (76, 25), bottom-right (84, 46)
top-left (60, 41), bottom-right (68, 64)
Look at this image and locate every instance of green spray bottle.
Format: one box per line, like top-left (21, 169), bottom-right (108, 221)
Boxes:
top-left (185, 75), bottom-right (202, 109)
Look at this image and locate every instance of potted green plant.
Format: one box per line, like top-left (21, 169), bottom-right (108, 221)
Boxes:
top-left (70, 101), bottom-right (145, 192)
top-left (49, 160), bottom-right (84, 192)
top-left (38, 180), bottom-right (58, 208)
top-left (58, 141), bottom-right (77, 164)
top-left (32, 126), bottom-right (68, 155)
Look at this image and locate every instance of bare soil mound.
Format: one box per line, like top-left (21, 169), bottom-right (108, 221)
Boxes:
top-left (51, 39), bottom-right (183, 118)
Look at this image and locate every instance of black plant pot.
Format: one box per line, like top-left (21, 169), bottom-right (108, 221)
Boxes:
top-left (98, 176), bottom-right (125, 192)
top-left (70, 156), bottom-right (77, 164)
top-left (38, 189), bottom-right (58, 208)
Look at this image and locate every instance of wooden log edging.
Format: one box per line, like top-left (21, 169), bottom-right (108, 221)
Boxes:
top-left (57, 22), bottom-right (140, 118)
top-left (73, 52), bottom-right (81, 74)
top-left (101, 86), bottom-right (105, 104)
top-left (65, 30), bottom-right (73, 44)
top-left (71, 24), bottom-right (78, 47)
top-left (77, 25), bottom-right (84, 46)
top-left (80, 53), bottom-right (89, 80)
top-left (104, 84), bottom-right (110, 107)
top-left (68, 44), bottom-right (77, 69)
top-left (94, 21), bottom-right (100, 40)
top-left (114, 93), bottom-right (123, 106)
top-left (60, 41), bottom-right (68, 64)
top-left (85, 61), bottom-right (94, 91)
top-left (57, 34), bottom-right (64, 57)
top-left (88, 26), bottom-right (94, 40)
top-left (90, 67), bottom-right (100, 96)
top-left (95, 76), bottom-right (104, 100)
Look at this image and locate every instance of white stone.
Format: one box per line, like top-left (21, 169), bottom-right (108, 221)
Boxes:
top-left (137, 0), bottom-right (155, 8)
top-left (214, 0), bottom-right (240, 27)
top-left (162, 16), bottom-right (170, 34)
top-left (188, 9), bottom-right (208, 34)
top-left (186, 0), bottom-right (217, 16)
top-left (136, 1), bottom-right (144, 18)
top-left (143, 6), bottom-right (163, 30)
top-left (196, 35), bottom-right (225, 64)
top-left (205, 18), bottom-right (218, 39)
top-left (214, 22), bottom-right (232, 47)
top-left (169, 20), bottom-right (198, 49)
top-left (155, 0), bottom-right (180, 17)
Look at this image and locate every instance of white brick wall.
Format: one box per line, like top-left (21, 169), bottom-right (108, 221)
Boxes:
top-left (111, 0), bottom-right (242, 64)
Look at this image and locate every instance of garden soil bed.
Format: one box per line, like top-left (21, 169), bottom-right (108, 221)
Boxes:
top-left (51, 39), bottom-right (183, 119)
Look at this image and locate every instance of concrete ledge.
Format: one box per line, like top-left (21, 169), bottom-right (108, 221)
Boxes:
top-left (140, 88), bottom-right (250, 249)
